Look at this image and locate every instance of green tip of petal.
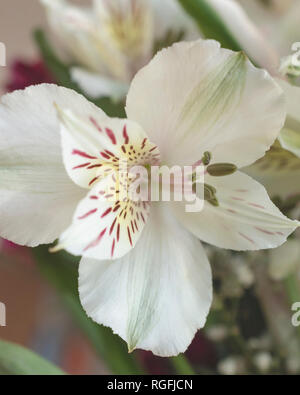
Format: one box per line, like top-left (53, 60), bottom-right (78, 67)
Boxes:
top-left (49, 243), bottom-right (64, 253)
top-left (128, 344), bottom-right (136, 354)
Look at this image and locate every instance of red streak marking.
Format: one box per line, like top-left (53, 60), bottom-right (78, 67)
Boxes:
top-left (90, 195), bottom-right (98, 200)
top-left (72, 162), bottom-right (90, 170)
top-left (106, 128), bottom-right (117, 145)
top-left (101, 152), bottom-right (110, 160)
top-left (89, 177), bottom-right (99, 186)
top-left (231, 196), bottom-right (244, 201)
top-left (101, 208), bottom-right (112, 218)
top-left (90, 116), bottom-right (102, 132)
top-left (255, 227), bottom-right (274, 235)
top-left (123, 125), bottom-right (129, 144)
top-left (99, 190), bottom-right (105, 195)
top-left (121, 145), bottom-right (126, 154)
top-left (131, 220), bottom-right (135, 234)
top-left (72, 149), bottom-right (97, 160)
top-left (127, 227), bottom-right (132, 246)
top-left (277, 232), bottom-right (284, 236)
top-left (78, 208), bottom-right (97, 220)
top-left (113, 205), bottom-right (121, 212)
top-left (83, 228), bottom-right (107, 252)
top-left (110, 217), bottom-right (117, 235)
top-left (134, 220), bottom-right (138, 232)
top-left (105, 150), bottom-right (115, 157)
top-left (111, 238), bottom-right (116, 258)
top-left (149, 146), bottom-right (157, 152)
top-left (238, 232), bottom-right (255, 245)
top-left (117, 224), bottom-right (120, 241)
top-left (136, 212), bottom-right (140, 220)
top-left (141, 213), bottom-right (145, 223)
top-left (248, 203), bottom-right (265, 209)
top-left (87, 164), bottom-right (102, 169)
top-left (141, 138), bottom-right (147, 149)
top-left (227, 209), bottom-right (236, 214)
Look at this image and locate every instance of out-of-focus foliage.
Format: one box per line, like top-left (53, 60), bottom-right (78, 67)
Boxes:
top-left (0, 339), bottom-right (66, 375)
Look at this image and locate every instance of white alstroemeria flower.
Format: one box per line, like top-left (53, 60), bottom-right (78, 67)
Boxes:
top-left (0, 40), bottom-right (298, 356)
top-left (40, 0), bottom-right (198, 99)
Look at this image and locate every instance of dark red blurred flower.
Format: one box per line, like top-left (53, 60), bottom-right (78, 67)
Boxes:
top-left (185, 332), bottom-right (217, 368)
top-left (5, 59), bottom-right (54, 93)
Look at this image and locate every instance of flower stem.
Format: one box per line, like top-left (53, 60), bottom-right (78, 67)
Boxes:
top-left (169, 354), bottom-right (196, 375)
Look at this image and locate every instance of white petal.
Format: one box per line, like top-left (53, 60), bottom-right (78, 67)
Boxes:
top-left (93, 0), bottom-right (154, 79)
top-left (173, 171), bottom-right (298, 251)
top-left (245, 141), bottom-right (300, 198)
top-left (57, 105), bottom-right (159, 188)
top-left (71, 67), bottom-right (129, 99)
top-left (41, 0), bottom-right (126, 78)
top-left (269, 239), bottom-right (300, 280)
top-left (56, 174), bottom-right (150, 260)
top-left (208, 0), bottom-right (279, 73)
top-left (0, 84), bottom-right (89, 246)
top-left (126, 39), bottom-right (286, 168)
top-left (276, 79), bottom-right (300, 157)
top-left (79, 205), bottom-right (212, 356)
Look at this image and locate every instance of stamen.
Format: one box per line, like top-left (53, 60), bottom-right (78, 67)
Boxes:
top-left (207, 163), bottom-right (237, 177)
top-left (202, 151), bottom-right (212, 166)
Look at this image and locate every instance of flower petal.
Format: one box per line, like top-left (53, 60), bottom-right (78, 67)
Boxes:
top-left (79, 205), bottom-right (212, 356)
top-left (71, 67), bottom-right (129, 99)
top-left (276, 79), bottom-right (300, 157)
top-left (126, 39), bottom-right (285, 168)
top-left (41, 0), bottom-right (126, 79)
top-left (245, 142), bottom-right (300, 198)
top-left (56, 173), bottom-right (150, 260)
top-left (173, 171), bottom-right (298, 251)
top-left (57, 105), bottom-right (159, 188)
top-left (0, 84), bottom-right (90, 246)
top-left (208, 0), bottom-right (279, 73)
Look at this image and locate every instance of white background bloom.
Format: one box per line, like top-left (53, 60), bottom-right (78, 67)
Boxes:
top-left (0, 39), bottom-right (297, 356)
top-left (41, 0), bottom-right (199, 99)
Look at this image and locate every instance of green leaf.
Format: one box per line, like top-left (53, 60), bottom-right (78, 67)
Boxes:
top-left (33, 29), bottom-right (126, 118)
top-left (33, 246), bottom-right (144, 375)
top-left (177, 0), bottom-right (242, 51)
top-left (0, 339), bottom-right (66, 375)
top-left (169, 354), bottom-right (195, 375)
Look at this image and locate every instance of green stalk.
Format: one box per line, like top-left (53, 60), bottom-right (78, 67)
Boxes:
top-left (169, 354), bottom-right (196, 375)
top-left (177, 0), bottom-right (242, 51)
